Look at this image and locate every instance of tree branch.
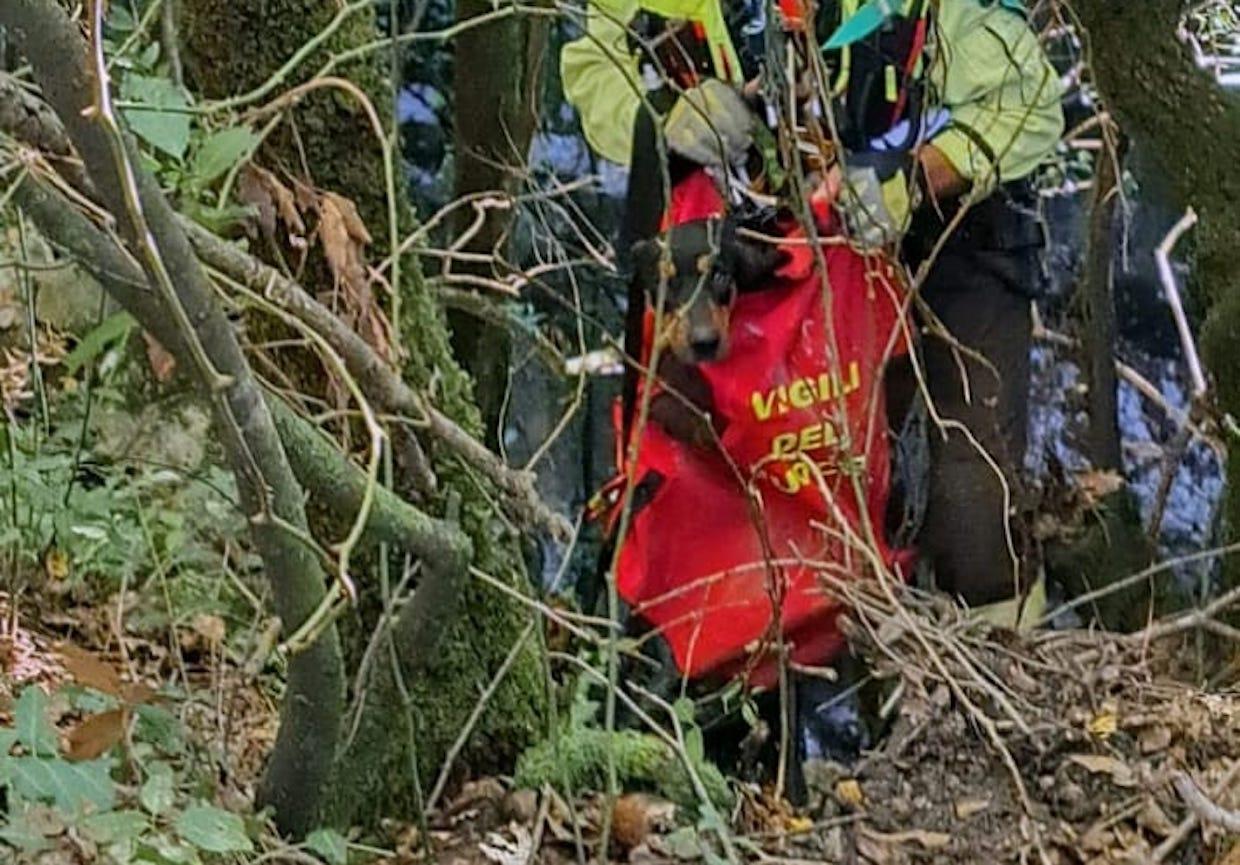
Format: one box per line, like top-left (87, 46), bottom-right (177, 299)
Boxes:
top-left (182, 217), bottom-right (573, 542)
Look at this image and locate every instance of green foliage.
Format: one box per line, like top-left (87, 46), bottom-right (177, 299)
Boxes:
top-left (0, 677), bottom-right (364, 861)
top-left (121, 74), bottom-right (193, 160)
top-left (513, 680), bottom-right (732, 813)
top-left (306, 828), bottom-right (350, 864)
top-left (103, 2), bottom-right (262, 233)
top-left (174, 806), bottom-right (254, 854)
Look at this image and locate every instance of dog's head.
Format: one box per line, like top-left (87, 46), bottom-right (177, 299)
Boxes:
top-left (631, 217), bottom-right (785, 364)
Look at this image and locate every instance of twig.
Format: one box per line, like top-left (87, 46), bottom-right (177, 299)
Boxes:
top-left (1032, 321), bottom-right (1222, 454)
top-left (1125, 582), bottom-right (1240, 646)
top-left (1037, 540), bottom-right (1240, 630)
top-left (1152, 761), bottom-right (1240, 862)
top-left (1170, 768), bottom-right (1240, 827)
top-left (1155, 208), bottom-right (1206, 398)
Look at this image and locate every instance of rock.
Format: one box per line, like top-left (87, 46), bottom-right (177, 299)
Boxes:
top-left (34, 266), bottom-right (110, 335)
top-left (93, 403), bottom-right (211, 472)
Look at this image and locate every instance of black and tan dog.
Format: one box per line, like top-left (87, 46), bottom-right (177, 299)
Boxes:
top-left (623, 216), bottom-right (787, 449)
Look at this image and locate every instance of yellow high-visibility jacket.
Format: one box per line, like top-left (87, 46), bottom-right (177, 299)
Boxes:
top-left (560, 0), bottom-right (1064, 193)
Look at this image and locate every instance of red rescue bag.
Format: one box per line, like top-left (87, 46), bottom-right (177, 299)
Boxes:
top-left (611, 170), bottom-right (913, 686)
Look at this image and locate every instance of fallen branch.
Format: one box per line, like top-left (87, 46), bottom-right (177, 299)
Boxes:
top-left (1154, 762), bottom-right (1240, 863)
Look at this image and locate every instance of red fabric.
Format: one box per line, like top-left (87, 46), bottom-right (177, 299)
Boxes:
top-left (614, 170), bottom-right (913, 686)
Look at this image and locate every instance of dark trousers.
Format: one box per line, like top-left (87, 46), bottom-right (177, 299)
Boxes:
top-left (891, 190), bottom-right (1042, 606)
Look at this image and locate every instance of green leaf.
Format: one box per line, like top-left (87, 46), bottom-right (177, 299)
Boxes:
top-left (13, 687), bottom-right (59, 757)
top-left (685, 725), bottom-right (705, 765)
top-left (0, 728), bottom-right (19, 755)
top-left (1, 756), bottom-right (116, 813)
top-left (134, 704), bottom-right (183, 754)
top-left (63, 311), bottom-right (136, 376)
top-left (672, 696), bottom-right (696, 726)
top-left (191, 126), bottom-right (260, 186)
top-left (175, 804), bottom-right (253, 854)
top-left (306, 828), bottom-right (349, 865)
top-left (81, 810), bottom-right (149, 845)
top-left (140, 764), bottom-right (176, 816)
top-left (0, 813), bottom-right (55, 854)
top-left (120, 74), bottom-right (192, 159)
top-left (140, 833), bottom-right (202, 864)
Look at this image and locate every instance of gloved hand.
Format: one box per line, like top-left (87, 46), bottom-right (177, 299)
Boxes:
top-left (835, 162), bottom-right (913, 248)
top-left (664, 79), bottom-right (755, 169)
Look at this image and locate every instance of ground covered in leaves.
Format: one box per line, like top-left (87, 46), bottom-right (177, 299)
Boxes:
top-left (6, 579), bottom-right (1240, 865)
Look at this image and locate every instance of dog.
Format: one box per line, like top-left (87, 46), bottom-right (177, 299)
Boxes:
top-left (627, 216), bottom-right (787, 449)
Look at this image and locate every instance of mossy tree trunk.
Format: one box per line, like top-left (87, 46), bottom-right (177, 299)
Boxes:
top-left (1073, 0), bottom-right (1240, 583)
top-left (179, 0), bottom-right (547, 829)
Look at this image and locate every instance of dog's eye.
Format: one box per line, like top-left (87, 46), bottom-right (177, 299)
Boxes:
top-left (711, 271), bottom-right (736, 304)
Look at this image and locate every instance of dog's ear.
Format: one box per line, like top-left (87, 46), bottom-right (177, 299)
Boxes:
top-left (723, 222), bottom-right (790, 291)
top-left (628, 238), bottom-right (665, 291)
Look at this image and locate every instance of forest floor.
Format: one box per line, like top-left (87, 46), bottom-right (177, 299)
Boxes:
top-left (5, 581), bottom-right (1240, 865)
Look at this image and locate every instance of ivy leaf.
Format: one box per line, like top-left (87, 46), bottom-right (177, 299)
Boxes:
top-left (1, 756), bottom-right (116, 813)
top-left (14, 687), bottom-right (59, 757)
top-left (175, 804), bottom-right (253, 854)
top-left (191, 126), bottom-right (261, 186)
top-left (120, 74), bottom-right (192, 159)
top-left (305, 828), bottom-right (349, 865)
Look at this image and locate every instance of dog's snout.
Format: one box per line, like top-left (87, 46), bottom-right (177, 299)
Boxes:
top-left (689, 333), bottom-right (723, 361)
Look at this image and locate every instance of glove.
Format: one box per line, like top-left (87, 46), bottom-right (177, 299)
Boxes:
top-left (664, 79), bottom-right (755, 169)
top-left (836, 162), bottom-right (913, 248)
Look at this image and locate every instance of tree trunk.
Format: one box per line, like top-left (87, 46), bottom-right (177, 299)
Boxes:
top-left (448, 1), bottom-right (548, 442)
top-left (179, 0), bottom-right (547, 826)
top-left (1072, 0), bottom-right (1240, 586)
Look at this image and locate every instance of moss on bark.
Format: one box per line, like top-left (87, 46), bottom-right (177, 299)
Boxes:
top-left (180, 0), bottom-right (547, 826)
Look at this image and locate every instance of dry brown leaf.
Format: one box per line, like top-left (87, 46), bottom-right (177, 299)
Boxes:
top-left (237, 166), bottom-right (306, 246)
top-left (835, 778), bottom-right (865, 808)
top-left (881, 830), bottom-right (952, 849)
top-left (954, 797), bottom-right (990, 819)
top-left (318, 193), bottom-right (370, 296)
top-left (142, 331), bottom-right (177, 383)
top-left (122, 682), bottom-right (157, 706)
top-left (1137, 798), bottom-right (1176, 837)
top-left (1139, 725), bottom-right (1173, 754)
top-left (56, 644), bottom-right (122, 698)
top-left (1067, 753), bottom-right (1136, 787)
top-left (1076, 469), bottom-right (1124, 506)
top-left (65, 708), bottom-right (127, 761)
